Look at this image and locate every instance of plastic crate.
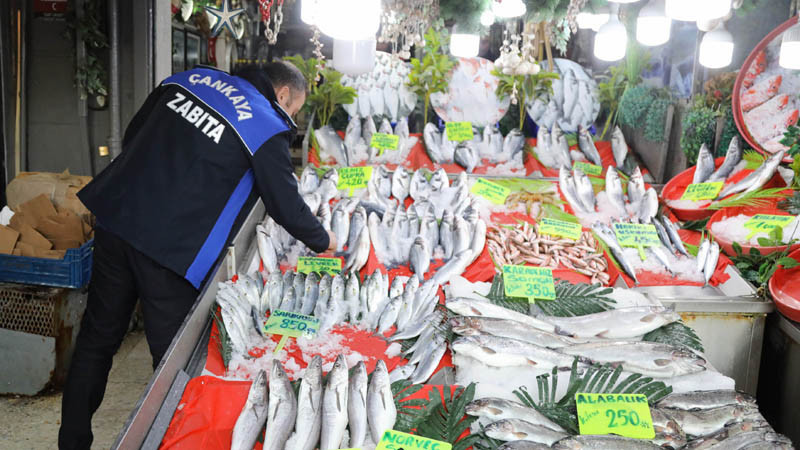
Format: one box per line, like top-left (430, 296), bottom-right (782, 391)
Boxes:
top-left (0, 239), bottom-right (93, 288)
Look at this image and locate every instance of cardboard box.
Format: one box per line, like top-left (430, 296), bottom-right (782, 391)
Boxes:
top-left (0, 225), bottom-right (20, 255)
top-left (17, 194), bottom-right (58, 223)
top-left (14, 223), bottom-right (53, 251)
top-left (6, 170), bottom-right (92, 221)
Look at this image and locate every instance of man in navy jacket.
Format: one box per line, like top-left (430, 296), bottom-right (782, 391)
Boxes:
top-left (58, 61), bottom-right (334, 449)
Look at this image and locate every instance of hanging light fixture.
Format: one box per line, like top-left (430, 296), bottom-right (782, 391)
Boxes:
top-left (594, 7), bottom-right (627, 61)
top-left (665, 0), bottom-right (697, 21)
top-left (637, 0), bottom-right (671, 46)
top-left (699, 23), bottom-right (734, 68)
top-left (697, 0), bottom-right (731, 21)
top-left (590, 4), bottom-right (611, 31)
top-left (301, 0), bottom-right (319, 25)
top-left (779, 18), bottom-right (800, 69)
top-left (332, 38), bottom-right (376, 75)
top-left (317, 0), bottom-right (381, 40)
top-left (450, 33), bottom-right (480, 58)
top-left (492, 0), bottom-right (526, 18)
top-left (480, 9), bottom-right (496, 27)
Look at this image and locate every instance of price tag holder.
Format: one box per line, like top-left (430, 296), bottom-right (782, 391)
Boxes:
top-left (744, 214), bottom-right (795, 240)
top-left (575, 393), bottom-right (655, 439)
top-left (680, 182), bottom-right (723, 201)
top-left (297, 256), bottom-right (342, 275)
top-left (573, 161), bottom-right (603, 176)
top-left (502, 265), bottom-right (556, 301)
top-left (375, 430), bottom-right (452, 450)
top-left (445, 122), bottom-right (474, 142)
top-left (613, 222), bottom-right (661, 261)
top-left (470, 178), bottom-right (511, 205)
top-left (539, 217), bottom-right (582, 241)
top-left (337, 166), bottom-right (374, 196)
top-left (264, 310), bottom-right (321, 353)
top-left (370, 133), bottom-right (399, 155)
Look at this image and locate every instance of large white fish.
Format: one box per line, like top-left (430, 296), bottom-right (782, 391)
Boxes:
top-left (544, 306), bottom-right (682, 339)
top-left (347, 361), bottom-right (369, 448)
top-left (320, 355), bottom-right (349, 450)
top-left (264, 361), bottom-right (297, 450)
top-left (286, 356), bottom-right (323, 450)
top-left (231, 370), bottom-right (268, 450)
top-left (367, 360), bottom-right (396, 443)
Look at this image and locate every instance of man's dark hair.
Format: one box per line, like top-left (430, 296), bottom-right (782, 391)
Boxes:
top-left (264, 60), bottom-right (308, 94)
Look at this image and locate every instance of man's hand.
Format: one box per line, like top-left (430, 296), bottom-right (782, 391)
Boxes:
top-left (326, 230), bottom-right (337, 253)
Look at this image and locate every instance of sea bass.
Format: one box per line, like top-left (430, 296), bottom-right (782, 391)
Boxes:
top-left (573, 167), bottom-right (596, 213)
top-left (231, 370), bottom-right (269, 450)
top-left (578, 125), bottom-right (603, 166)
top-left (286, 356), bottom-right (323, 450)
top-left (423, 123), bottom-right (443, 163)
top-left (591, 222), bottom-right (639, 284)
top-left (708, 136), bottom-right (742, 182)
top-left (391, 167), bottom-right (411, 201)
top-left (263, 361), bottom-right (297, 450)
top-left (347, 361), bottom-right (369, 448)
top-left (320, 355), bottom-right (349, 450)
top-left (611, 126), bottom-right (629, 170)
top-left (552, 123), bottom-right (572, 169)
top-left (605, 167), bottom-right (628, 219)
top-left (717, 150), bottom-right (784, 199)
top-left (693, 143), bottom-right (715, 184)
top-left (455, 140), bottom-right (479, 173)
top-left (367, 360), bottom-right (397, 443)
top-left (316, 125), bottom-right (349, 167)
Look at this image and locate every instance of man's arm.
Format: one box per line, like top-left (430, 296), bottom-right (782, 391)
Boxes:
top-left (251, 133), bottom-right (330, 253)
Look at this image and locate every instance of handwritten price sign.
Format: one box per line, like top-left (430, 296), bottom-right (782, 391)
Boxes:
top-left (613, 222), bottom-right (661, 260)
top-left (376, 430), bottom-right (452, 450)
top-left (573, 161), bottom-right (603, 176)
top-left (297, 257), bottom-right (341, 275)
top-left (576, 393), bottom-right (655, 439)
top-left (470, 178), bottom-right (511, 205)
top-left (264, 309), bottom-right (321, 352)
top-left (445, 122), bottom-right (474, 142)
top-left (744, 214), bottom-right (795, 240)
top-left (337, 166), bottom-right (374, 196)
top-left (539, 217), bottom-right (582, 241)
top-left (681, 182), bottom-right (723, 201)
top-left (502, 265), bottom-right (556, 301)
top-left (370, 133), bottom-right (399, 155)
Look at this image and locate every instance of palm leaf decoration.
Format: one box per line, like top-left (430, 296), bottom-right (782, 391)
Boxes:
top-left (211, 306), bottom-right (232, 369)
top-left (414, 384), bottom-right (481, 450)
top-left (643, 322), bottom-right (705, 353)
top-left (681, 217), bottom-right (710, 231)
top-left (485, 274), bottom-right (615, 317)
top-left (392, 380), bottom-right (437, 433)
top-left (513, 359), bottom-right (673, 434)
top-left (708, 187), bottom-right (791, 210)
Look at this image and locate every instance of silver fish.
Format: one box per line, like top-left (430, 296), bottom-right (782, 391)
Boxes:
top-left (449, 316), bottom-right (581, 348)
top-left (424, 122), bottom-right (444, 163)
top-left (440, 125), bottom-right (457, 162)
top-left (367, 360), bottom-right (397, 442)
top-left (445, 297), bottom-right (556, 333)
top-left (391, 167), bottom-right (411, 201)
top-left (391, 309), bottom-right (444, 341)
top-left (429, 168), bottom-right (448, 193)
top-left (362, 116), bottom-right (377, 152)
top-left (554, 435), bottom-right (662, 449)
top-left (282, 271), bottom-right (295, 299)
top-left (465, 397), bottom-right (565, 432)
top-left (455, 140), bottom-right (479, 173)
top-left (375, 165), bottom-right (393, 198)
top-left (343, 271), bottom-right (360, 323)
top-left (605, 167), bottom-right (628, 219)
top-left (638, 188), bottom-right (659, 224)
top-left (483, 125), bottom-right (505, 159)
top-left (280, 281), bottom-right (297, 312)
top-left (573, 167), bottom-right (596, 212)
top-left (534, 126), bottom-right (556, 168)
top-left (409, 334), bottom-right (447, 384)
top-left (331, 204), bottom-right (350, 253)
top-left (693, 143), bottom-right (716, 184)
top-left (578, 125), bottom-right (603, 166)
top-left (379, 118), bottom-right (393, 135)
top-left (419, 213), bottom-right (439, 252)
top-left (561, 341), bottom-right (707, 377)
top-left (378, 296), bottom-right (403, 334)
top-left (315, 274), bottom-right (332, 319)
top-left (704, 241), bottom-right (720, 285)
top-left (504, 128), bottom-right (526, 161)
top-left (344, 116), bottom-right (363, 159)
top-left (611, 126), bottom-right (629, 170)
top-left (347, 361), bottom-right (369, 448)
top-left (389, 276), bottom-right (404, 299)
top-left (347, 206), bottom-right (367, 250)
top-left (316, 125), bottom-right (349, 167)
top-left (320, 355), bottom-right (349, 450)
top-left (318, 202), bottom-right (332, 232)
top-left (409, 169), bottom-right (430, 201)
top-left (256, 225), bottom-right (279, 274)
top-left (653, 219), bottom-right (676, 253)
top-left (303, 193), bottom-right (322, 217)
top-left (300, 272), bottom-right (320, 315)
top-left (440, 210), bottom-right (455, 260)
top-left (497, 441), bottom-right (551, 450)
top-left (718, 150), bottom-right (785, 199)
top-left (559, 167), bottom-right (589, 215)
top-left (231, 370), bottom-right (268, 450)
top-left (696, 239), bottom-right (710, 272)
top-left (708, 136), bottom-right (742, 182)
top-left (552, 123), bottom-right (572, 169)
top-left (661, 405), bottom-right (761, 437)
top-left (394, 117), bottom-right (410, 145)
top-left (545, 306), bottom-right (681, 339)
top-left (395, 276), bottom-right (419, 331)
top-left (264, 360), bottom-right (297, 450)
top-left (385, 83), bottom-right (399, 121)
top-left (288, 356), bottom-right (323, 450)
top-left (267, 272), bottom-right (283, 313)
top-left (562, 68), bottom-right (579, 117)
top-left (658, 390), bottom-right (756, 411)
top-left (292, 273), bottom-right (306, 311)
top-left (661, 216), bottom-right (690, 257)
top-left (388, 363), bottom-right (416, 383)
top-left (627, 166), bottom-right (646, 209)
top-left (485, 419), bottom-right (568, 445)
top-left (344, 224), bottom-right (370, 273)
top-left (299, 166), bottom-right (320, 196)
top-left (451, 335), bottom-right (577, 368)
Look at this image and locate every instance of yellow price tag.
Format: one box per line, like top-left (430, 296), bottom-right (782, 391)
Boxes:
top-left (337, 167), bottom-right (374, 196)
top-left (263, 310), bottom-right (320, 339)
top-left (680, 182), bottom-right (723, 201)
top-left (576, 393), bottom-right (655, 439)
top-left (375, 430), bottom-right (452, 450)
top-left (445, 122), bottom-right (474, 142)
top-left (370, 133), bottom-right (399, 154)
top-left (744, 214), bottom-right (795, 240)
top-left (502, 265), bottom-right (556, 301)
top-left (297, 257), bottom-right (342, 275)
top-left (574, 161), bottom-right (603, 176)
top-left (470, 178), bottom-right (511, 205)
top-left (539, 217), bottom-right (582, 241)
top-left (613, 222), bottom-right (661, 261)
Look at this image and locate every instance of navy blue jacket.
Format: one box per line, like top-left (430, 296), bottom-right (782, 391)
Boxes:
top-left (79, 66), bottom-right (328, 288)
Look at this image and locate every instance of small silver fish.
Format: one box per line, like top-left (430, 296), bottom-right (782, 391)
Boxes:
top-left (299, 166), bottom-right (320, 196)
top-left (344, 116), bottom-right (362, 160)
top-left (693, 143), bottom-right (715, 184)
top-left (717, 150), bottom-right (785, 199)
top-left (559, 167), bottom-right (589, 215)
top-left (267, 272), bottom-right (283, 313)
top-left (429, 168), bottom-right (448, 193)
top-left (256, 225), bottom-right (279, 275)
top-left (455, 140), bottom-right (479, 173)
top-left (552, 123), bottom-right (572, 169)
top-left (611, 126), bottom-right (629, 170)
top-left (704, 241), bottom-right (720, 285)
top-left (362, 116), bottom-right (376, 152)
top-left (440, 125), bottom-right (457, 162)
top-left (344, 224), bottom-right (370, 273)
top-left (347, 361), bottom-right (369, 448)
top-left (316, 125), bottom-right (348, 167)
top-left (653, 219), bottom-right (676, 253)
top-left (605, 167), bottom-right (628, 219)
top-left (485, 419), bottom-right (568, 446)
top-left (314, 274), bottom-right (332, 319)
top-left (378, 296), bottom-right (403, 334)
top-left (483, 125), bottom-right (504, 159)
top-left (409, 169), bottom-right (430, 201)
top-left (300, 272), bottom-right (320, 315)
top-left (661, 216), bottom-right (690, 257)
top-left (391, 167), bottom-right (411, 201)
top-left (577, 125), bottom-right (603, 166)
top-left (591, 222), bottom-right (639, 284)
top-left (231, 370), bottom-right (268, 450)
top-left (287, 356), bottom-right (323, 450)
top-left (534, 126), bottom-right (557, 168)
top-left (394, 117), bottom-right (410, 145)
top-left (573, 167), bottom-right (596, 212)
top-left (708, 136), bottom-right (742, 182)
top-left (320, 355), bottom-right (349, 450)
top-left (264, 360), bottom-right (297, 450)
top-left (637, 188), bottom-right (659, 224)
top-left (440, 210), bottom-right (455, 260)
top-left (378, 118), bottom-right (393, 135)
top-left (331, 204), bottom-right (350, 253)
top-left (347, 205), bottom-right (367, 250)
top-left (344, 271), bottom-right (361, 323)
top-left (627, 166), bottom-right (646, 209)
top-left (466, 397), bottom-right (565, 432)
top-left (367, 360), bottom-right (397, 443)
top-left (696, 239), bottom-right (710, 272)
top-left (503, 128), bottom-right (526, 161)
top-left (423, 123), bottom-right (444, 163)
top-left (409, 334), bottom-right (447, 384)
top-left (388, 363), bottom-right (416, 383)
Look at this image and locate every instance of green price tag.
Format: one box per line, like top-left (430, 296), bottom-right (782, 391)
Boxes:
top-left (297, 257), bottom-right (342, 275)
top-left (680, 182), bottom-right (724, 201)
top-left (376, 430), bottom-right (452, 450)
top-left (613, 222), bottom-right (660, 261)
top-left (337, 166), bottom-right (374, 196)
top-left (445, 122), bottom-right (474, 142)
top-left (575, 393), bottom-right (655, 439)
top-left (502, 265), bottom-right (556, 301)
top-left (470, 178), bottom-right (511, 205)
top-left (263, 310), bottom-right (320, 339)
top-left (744, 214), bottom-right (795, 240)
top-left (539, 217), bottom-right (582, 241)
top-left (573, 161), bottom-right (603, 176)
top-left (370, 133), bottom-right (399, 155)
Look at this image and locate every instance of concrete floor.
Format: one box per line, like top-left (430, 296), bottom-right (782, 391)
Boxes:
top-left (0, 330), bottom-right (152, 449)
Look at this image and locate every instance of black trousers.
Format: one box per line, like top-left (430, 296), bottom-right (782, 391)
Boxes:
top-left (58, 227), bottom-right (199, 450)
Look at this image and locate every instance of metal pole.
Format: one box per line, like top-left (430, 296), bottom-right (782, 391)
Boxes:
top-left (108, 0), bottom-right (122, 158)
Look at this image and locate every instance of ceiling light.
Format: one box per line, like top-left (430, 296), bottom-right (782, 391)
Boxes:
top-left (779, 19), bottom-right (800, 69)
top-left (699, 23), bottom-right (734, 68)
top-left (594, 13), bottom-right (627, 61)
top-left (637, 0), bottom-right (671, 46)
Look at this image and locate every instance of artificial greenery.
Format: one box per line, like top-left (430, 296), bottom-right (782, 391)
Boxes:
top-left (780, 124), bottom-right (800, 158)
top-left (718, 109), bottom-right (744, 157)
top-left (642, 322), bottom-right (704, 353)
top-left (731, 226), bottom-right (800, 297)
top-left (408, 27), bottom-right (457, 125)
top-left (617, 84), bottom-right (671, 143)
top-left (596, 41), bottom-right (649, 139)
top-left (486, 274), bottom-right (616, 317)
top-left (513, 359), bottom-right (673, 434)
top-left (439, 0), bottom-right (489, 33)
top-left (211, 306), bottom-right (232, 369)
top-left (779, 191), bottom-right (800, 215)
top-left (494, 69), bottom-right (559, 130)
top-left (393, 380), bottom-right (435, 432)
top-left (708, 187), bottom-right (791, 210)
top-left (67, 0), bottom-right (109, 100)
top-left (680, 102), bottom-right (720, 165)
